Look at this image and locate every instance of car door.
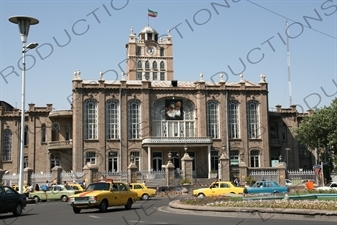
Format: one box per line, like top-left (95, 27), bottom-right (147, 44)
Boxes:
top-left (108, 183), bottom-right (120, 206)
top-left (3, 187), bottom-right (17, 212)
top-left (51, 186), bottom-right (63, 200)
top-left (0, 187), bottom-right (4, 213)
top-left (209, 183), bottom-right (220, 196)
top-left (117, 183), bottom-right (129, 205)
top-left (219, 183), bottom-right (230, 195)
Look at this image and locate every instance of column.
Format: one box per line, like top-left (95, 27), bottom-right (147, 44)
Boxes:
top-left (181, 151), bottom-right (193, 185)
top-left (207, 146), bottom-right (211, 179)
top-left (219, 153), bottom-right (230, 181)
top-left (148, 146), bottom-right (151, 172)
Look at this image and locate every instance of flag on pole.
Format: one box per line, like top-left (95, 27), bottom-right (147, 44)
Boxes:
top-left (148, 9), bottom-right (158, 18)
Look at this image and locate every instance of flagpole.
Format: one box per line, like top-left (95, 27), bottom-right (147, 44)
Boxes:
top-left (147, 8), bottom-right (149, 26)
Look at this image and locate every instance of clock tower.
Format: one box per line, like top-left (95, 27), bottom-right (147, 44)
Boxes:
top-left (125, 26), bottom-right (174, 81)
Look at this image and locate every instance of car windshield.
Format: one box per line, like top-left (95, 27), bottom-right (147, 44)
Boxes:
top-left (64, 186), bottom-right (72, 190)
top-left (86, 183), bottom-right (110, 191)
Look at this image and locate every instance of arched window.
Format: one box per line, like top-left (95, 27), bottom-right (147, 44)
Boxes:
top-left (250, 150), bottom-right (260, 167)
top-left (128, 100), bottom-right (141, 139)
top-left (52, 123), bottom-right (60, 141)
top-left (137, 61), bottom-right (142, 69)
top-left (153, 61), bottom-right (157, 70)
top-left (108, 151), bottom-right (118, 172)
top-left (41, 124), bottom-right (46, 143)
top-left (151, 99), bottom-right (195, 137)
top-left (145, 61), bottom-right (150, 69)
top-left (160, 47), bottom-right (164, 56)
top-left (2, 129), bottom-right (12, 161)
top-left (106, 99), bottom-right (119, 139)
top-left (247, 101), bottom-right (259, 139)
top-left (270, 121), bottom-right (278, 139)
top-left (160, 61), bottom-right (165, 70)
top-left (207, 101), bottom-right (219, 138)
top-left (228, 101), bottom-right (239, 138)
top-left (65, 124), bottom-right (71, 140)
top-left (84, 99), bottom-right (98, 139)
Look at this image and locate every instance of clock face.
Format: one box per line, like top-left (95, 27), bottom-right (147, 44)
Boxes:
top-left (146, 46), bottom-right (155, 55)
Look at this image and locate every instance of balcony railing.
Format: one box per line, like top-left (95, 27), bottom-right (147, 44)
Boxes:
top-left (48, 140), bottom-right (73, 150)
top-left (142, 137), bottom-right (213, 146)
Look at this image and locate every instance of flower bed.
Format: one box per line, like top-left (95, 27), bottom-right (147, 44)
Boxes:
top-left (180, 196), bottom-right (337, 211)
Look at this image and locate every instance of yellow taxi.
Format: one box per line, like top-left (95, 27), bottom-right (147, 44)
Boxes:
top-left (68, 181), bottom-right (138, 214)
top-left (68, 183), bottom-right (85, 192)
top-left (193, 181), bottom-right (244, 197)
top-left (129, 183), bottom-right (157, 200)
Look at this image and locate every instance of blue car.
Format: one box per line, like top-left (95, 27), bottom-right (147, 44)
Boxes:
top-left (244, 180), bottom-right (289, 194)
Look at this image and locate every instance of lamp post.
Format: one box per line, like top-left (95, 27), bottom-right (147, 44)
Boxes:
top-left (9, 15), bottom-right (39, 194)
top-left (285, 148), bottom-right (290, 167)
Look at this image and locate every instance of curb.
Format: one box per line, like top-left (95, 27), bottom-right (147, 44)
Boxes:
top-left (168, 200), bottom-right (337, 220)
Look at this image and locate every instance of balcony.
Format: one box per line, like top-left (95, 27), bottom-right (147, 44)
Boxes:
top-left (48, 140), bottom-right (73, 150)
top-left (142, 137), bottom-right (213, 147)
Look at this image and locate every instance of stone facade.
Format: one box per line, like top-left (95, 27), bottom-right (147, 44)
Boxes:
top-left (0, 26), bottom-right (315, 183)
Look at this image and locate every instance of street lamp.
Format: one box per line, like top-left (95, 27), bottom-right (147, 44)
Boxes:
top-left (9, 15), bottom-right (39, 194)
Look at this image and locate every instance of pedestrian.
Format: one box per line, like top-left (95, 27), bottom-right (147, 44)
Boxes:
top-left (35, 184), bottom-right (40, 191)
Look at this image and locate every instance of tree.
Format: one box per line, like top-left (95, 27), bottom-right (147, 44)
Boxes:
top-left (295, 98), bottom-right (337, 176)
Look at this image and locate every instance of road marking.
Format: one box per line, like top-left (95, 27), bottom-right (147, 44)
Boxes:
top-left (89, 215), bottom-right (101, 219)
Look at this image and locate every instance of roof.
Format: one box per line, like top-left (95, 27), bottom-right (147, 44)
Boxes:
top-left (139, 26), bottom-right (158, 34)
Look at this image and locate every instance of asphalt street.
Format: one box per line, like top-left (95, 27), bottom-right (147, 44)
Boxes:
top-left (0, 195), bottom-right (336, 225)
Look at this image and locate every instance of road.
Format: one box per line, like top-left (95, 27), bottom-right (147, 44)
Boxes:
top-left (0, 195), bottom-right (336, 225)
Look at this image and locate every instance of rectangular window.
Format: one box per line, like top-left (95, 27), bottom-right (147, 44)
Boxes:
top-left (136, 46), bottom-right (141, 55)
top-left (108, 152), bottom-right (118, 172)
top-left (137, 72), bottom-right (142, 80)
top-left (160, 72), bottom-right (165, 81)
top-left (145, 72), bottom-right (150, 80)
top-left (86, 152), bottom-right (96, 165)
top-left (210, 151), bottom-right (219, 171)
top-left (153, 72), bottom-right (157, 80)
top-left (250, 151), bottom-right (260, 167)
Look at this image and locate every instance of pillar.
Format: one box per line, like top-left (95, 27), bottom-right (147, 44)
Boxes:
top-left (51, 166), bottom-right (63, 184)
top-left (277, 163), bottom-right (286, 186)
top-left (219, 153), bottom-right (230, 181)
top-left (128, 162), bottom-right (138, 183)
top-left (181, 152), bottom-right (193, 185)
top-left (165, 160), bottom-right (175, 187)
top-left (23, 167), bottom-right (33, 185)
top-left (83, 164), bottom-right (98, 185)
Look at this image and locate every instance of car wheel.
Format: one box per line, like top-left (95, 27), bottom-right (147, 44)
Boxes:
top-left (142, 194), bottom-right (149, 200)
top-left (125, 198), bottom-right (132, 210)
top-left (197, 193), bottom-right (205, 198)
top-left (33, 196), bottom-right (40, 203)
top-left (13, 203), bottom-right (22, 216)
top-left (61, 195), bottom-right (68, 202)
top-left (99, 199), bottom-right (108, 213)
top-left (73, 207), bottom-right (81, 214)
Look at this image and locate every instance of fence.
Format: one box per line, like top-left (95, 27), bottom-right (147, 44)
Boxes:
top-left (2, 174), bottom-right (20, 186)
top-left (248, 170), bottom-right (279, 182)
top-left (287, 170), bottom-right (316, 185)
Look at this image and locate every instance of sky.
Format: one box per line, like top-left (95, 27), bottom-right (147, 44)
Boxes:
top-left (0, 0), bottom-right (336, 112)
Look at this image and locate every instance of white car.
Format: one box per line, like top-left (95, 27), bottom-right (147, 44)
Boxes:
top-left (315, 182), bottom-right (337, 191)
top-left (285, 179), bottom-right (292, 187)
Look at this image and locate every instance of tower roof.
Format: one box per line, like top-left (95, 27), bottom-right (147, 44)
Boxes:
top-left (140, 26), bottom-right (158, 34)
